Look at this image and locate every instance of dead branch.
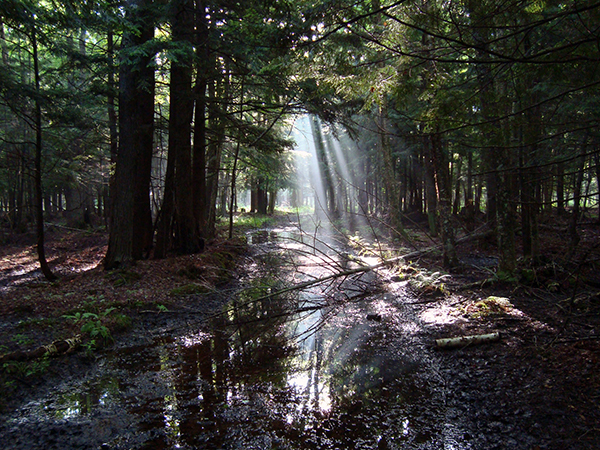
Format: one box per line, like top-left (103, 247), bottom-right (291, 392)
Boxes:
top-left (219, 228), bottom-right (495, 314)
top-left (435, 332), bottom-right (501, 349)
top-left (0, 334), bottom-right (81, 364)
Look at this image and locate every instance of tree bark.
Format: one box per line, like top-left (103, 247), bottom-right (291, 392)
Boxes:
top-left (556, 159), bottom-right (565, 215)
top-left (467, 0), bottom-right (515, 273)
top-left (377, 101), bottom-right (403, 235)
top-left (105, 0), bottom-right (155, 269)
top-left (192, 0), bottom-right (209, 239)
top-left (205, 64), bottom-right (228, 239)
top-left (169, 0), bottom-right (198, 254)
top-left (31, 22), bottom-right (56, 281)
top-left (430, 133), bottom-right (458, 268)
top-left (595, 151), bottom-right (600, 223)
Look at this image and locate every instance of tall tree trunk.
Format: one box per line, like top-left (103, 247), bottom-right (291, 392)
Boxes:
top-left (205, 65), bottom-right (228, 239)
top-left (256, 178), bottom-right (268, 215)
top-left (556, 160), bottom-right (566, 215)
top-left (107, 29), bottom-right (118, 226)
top-left (192, 0), bottom-right (209, 239)
top-left (378, 100), bottom-right (402, 234)
top-left (154, 143), bottom-right (175, 258)
top-left (430, 133), bottom-right (457, 268)
top-left (595, 152), bottom-right (600, 223)
top-left (422, 133), bottom-right (438, 236)
top-left (268, 189), bottom-right (277, 215)
top-left (132, 56), bottom-right (154, 259)
top-left (228, 78), bottom-right (245, 239)
top-left (105, 0), bottom-right (155, 269)
top-left (467, 0), bottom-right (516, 273)
top-left (567, 151), bottom-right (587, 259)
top-left (452, 157), bottom-right (462, 216)
top-left (466, 150), bottom-right (473, 206)
top-left (169, 0), bottom-right (198, 254)
top-left (31, 23), bottom-right (56, 281)
top-left (520, 150), bottom-right (533, 259)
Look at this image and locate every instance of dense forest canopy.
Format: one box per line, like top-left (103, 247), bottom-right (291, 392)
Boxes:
top-left (0, 0), bottom-right (599, 275)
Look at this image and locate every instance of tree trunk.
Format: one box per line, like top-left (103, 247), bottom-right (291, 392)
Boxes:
top-left (520, 159), bottom-right (533, 259)
top-left (378, 101), bottom-right (402, 233)
top-left (256, 178), bottom-right (268, 215)
top-left (556, 160), bottom-right (565, 215)
top-left (205, 65), bottom-right (228, 239)
top-left (423, 133), bottom-right (438, 236)
top-left (452, 156), bottom-right (462, 216)
top-left (595, 152), bottom-right (600, 223)
top-left (31, 23), bottom-right (56, 281)
top-left (467, 0), bottom-right (517, 272)
top-left (106, 29), bottom-right (118, 227)
top-left (228, 78), bottom-right (244, 239)
top-left (430, 133), bottom-right (457, 268)
top-left (567, 152), bottom-right (587, 259)
top-left (192, 0), bottom-right (209, 239)
top-left (154, 143), bottom-right (175, 259)
top-left (105, 0), bottom-right (155, 269)
top-left (268, 189), bottom-right (277, 215)
top-left (466, 150), bottom-right (473, 205)
top-left (169, 0), bottom-right (198, 254)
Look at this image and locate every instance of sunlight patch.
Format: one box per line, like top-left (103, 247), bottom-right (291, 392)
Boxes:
top-left (420, 304), bottom-right (465, 325)
top-left (179, 332), bottom-right (210, 348)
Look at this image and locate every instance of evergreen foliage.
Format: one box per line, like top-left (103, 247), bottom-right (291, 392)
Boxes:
top-left (0, 0), bottom-right (598, 272)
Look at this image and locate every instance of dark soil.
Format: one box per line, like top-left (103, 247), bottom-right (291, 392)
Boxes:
top-left (0, 216), bottom-right (599, 449)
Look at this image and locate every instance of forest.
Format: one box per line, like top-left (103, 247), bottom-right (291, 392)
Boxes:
top-left (1, 0), bottom-right (600, 449)
top-left (0, 0), bottom-right (598, 273)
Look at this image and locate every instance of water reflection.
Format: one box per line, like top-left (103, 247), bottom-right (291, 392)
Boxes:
top-left (47, 376), bottom-right (120, 419)
top-left (6, 225), bottom-right (446, 449)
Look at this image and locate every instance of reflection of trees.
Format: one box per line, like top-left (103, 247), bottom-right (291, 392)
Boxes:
top-left (151, 226), bottom-right (388, 446)
top-left (228, 284), bottom-right (297, 383)
top-left (55, 377), bottom-right (120, 418)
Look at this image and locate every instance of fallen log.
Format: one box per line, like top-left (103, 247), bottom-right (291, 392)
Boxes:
top-left (0, 334), bottom-right (82, 364)
top-left (435, 332), bottom-right (500, 349)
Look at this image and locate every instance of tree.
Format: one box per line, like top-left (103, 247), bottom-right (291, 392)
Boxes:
top-left (156, 0), bottom-right (199, 255)
top-left (105, 0), bottom-right (155, 269)
top-left (296, 0), bottom-right (599, 273)
top-left (31, 16), bottom-right (56, 281)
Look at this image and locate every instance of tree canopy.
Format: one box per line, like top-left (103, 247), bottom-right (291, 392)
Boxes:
top-left (1, 0), bottom-right (599, 275)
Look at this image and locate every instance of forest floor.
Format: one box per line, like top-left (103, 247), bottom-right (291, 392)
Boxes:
top-left (0, 214), bottom-right (599, 449)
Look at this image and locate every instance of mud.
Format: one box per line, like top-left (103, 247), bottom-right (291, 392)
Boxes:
top-left (1, 225), bottom-right (599, 449)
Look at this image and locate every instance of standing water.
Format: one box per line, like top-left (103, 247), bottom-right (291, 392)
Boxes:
top-left (0, 220), bottom-right (467, 449)
top-left (1, 111), bottom-right (477, 448)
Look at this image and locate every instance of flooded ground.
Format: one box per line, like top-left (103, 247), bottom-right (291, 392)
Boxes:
top-left (1, 222), bottom-right (597, 449)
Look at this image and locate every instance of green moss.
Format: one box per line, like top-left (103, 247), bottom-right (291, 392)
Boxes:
top-left (467, 296), bottom-right (514, 318)
top-left (113, 314), bottom-right (132, 331)
top-left (169, 283), bottom-right (213, 296)
top-left (107, 269), bottom-right (142, 287)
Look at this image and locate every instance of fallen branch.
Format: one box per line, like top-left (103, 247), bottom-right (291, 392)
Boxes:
top-left (0, 334), bottom-right (82, 364)
top-left (207, 229), bottom-right (496, 322)
top-left (435, 332), bottom-right (501, 349)
top-left (256, 230), bottom-right (494, 296)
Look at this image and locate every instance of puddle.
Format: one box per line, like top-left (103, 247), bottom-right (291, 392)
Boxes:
top-left (1, 225), bottom-right (472, 449)
top-left (45, 376), bottom-right (121, 419)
